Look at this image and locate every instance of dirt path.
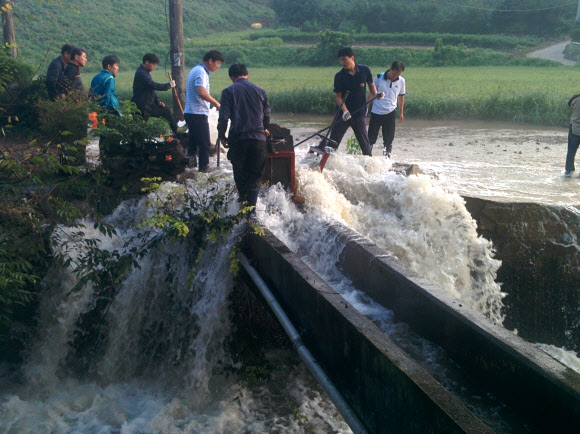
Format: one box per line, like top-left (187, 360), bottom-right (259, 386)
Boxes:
top-left (526, 40), bottom-right (575, 65)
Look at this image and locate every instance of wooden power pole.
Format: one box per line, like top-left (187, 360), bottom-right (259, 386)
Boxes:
top-left (2, 1), bottom-right (17, 57)
top-left (168, 0), bottom-right (185, 122)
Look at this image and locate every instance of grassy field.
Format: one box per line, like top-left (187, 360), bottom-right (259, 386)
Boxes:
top-left (109, 66), bottom-right (580, 126)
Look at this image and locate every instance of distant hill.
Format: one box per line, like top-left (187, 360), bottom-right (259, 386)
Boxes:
top-left (14, 0), bottom-right (275, 71)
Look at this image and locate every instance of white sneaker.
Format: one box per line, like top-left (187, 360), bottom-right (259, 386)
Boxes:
top-left (564, 170), bottom-right (573, 177)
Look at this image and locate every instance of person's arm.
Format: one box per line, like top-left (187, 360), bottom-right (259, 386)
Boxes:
top-left (335, 93), bottom-right (348, 113)
top-left (367, 83), bottom-right (377, 103)
top-left (366, 67), bottom-right (376, 103)
top-left (140, 69), bottom-right (172, 92)
top-left (197, 86), bottom-right (220, 110)
top-left (263, 91), bottom-right (270, 135)
top-left (102, 76), bottom-right (115, 109)
top-left (398, 95), bottom-right (405, 123)
top-left (217, 89), bottom-right (231, 143)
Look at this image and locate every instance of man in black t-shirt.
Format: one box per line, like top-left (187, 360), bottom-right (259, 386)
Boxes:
top-left (320, 47), bottom-right (377, 156)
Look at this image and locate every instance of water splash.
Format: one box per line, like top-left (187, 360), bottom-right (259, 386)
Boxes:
top-left (0, 179), bottom-right (350, 432)
top-left (262, 148), bottom-right (505, 323)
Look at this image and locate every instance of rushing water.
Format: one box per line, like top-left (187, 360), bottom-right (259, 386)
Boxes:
top-left (2, 116), bottom-right (579, 432)
top-left (0, 181), bottom-right (350, 433)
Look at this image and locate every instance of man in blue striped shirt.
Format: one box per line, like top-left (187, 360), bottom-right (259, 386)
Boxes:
top-left (184, 50), bottom-right (224, 172)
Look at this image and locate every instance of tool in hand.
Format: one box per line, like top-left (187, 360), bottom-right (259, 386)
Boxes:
top-left (167, 72), bottom-right (184, 118)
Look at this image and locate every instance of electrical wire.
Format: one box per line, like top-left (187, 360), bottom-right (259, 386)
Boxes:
top-left (433, 0), bottom-right (577, 12)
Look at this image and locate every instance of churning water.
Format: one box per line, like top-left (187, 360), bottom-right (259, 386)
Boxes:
top-left (2, 116), bottom-right (579, 432)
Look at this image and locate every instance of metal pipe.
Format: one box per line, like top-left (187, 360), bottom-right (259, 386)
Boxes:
top-left (239, 253), bottom-right (368, 434)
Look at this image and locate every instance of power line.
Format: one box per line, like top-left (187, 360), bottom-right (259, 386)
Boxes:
top-left (433, 1), bottom-right (577, 12)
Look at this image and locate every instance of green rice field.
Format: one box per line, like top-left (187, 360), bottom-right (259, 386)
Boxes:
top-left (110, 66), bottom-right (580, 126)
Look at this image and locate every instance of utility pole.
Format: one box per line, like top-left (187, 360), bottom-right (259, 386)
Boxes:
top-left (168, 0), bottom-right (185, 122)
top-left (577, 0), bottom-right (580, 25)
top-left (2, 1), bottom-right (17, 57)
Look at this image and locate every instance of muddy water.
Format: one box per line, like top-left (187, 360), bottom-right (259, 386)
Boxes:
top-left (275, 115), bottom-right (579, 207)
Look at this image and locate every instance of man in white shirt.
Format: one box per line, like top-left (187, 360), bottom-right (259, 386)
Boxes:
top-left (184, 50), bottom-right (224, 172)
top-left (368, 61), bottom-right (406, 158)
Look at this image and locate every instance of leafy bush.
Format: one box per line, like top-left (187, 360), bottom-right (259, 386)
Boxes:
top-left (564, 43), bottom-right (580, 62)
top-left (313, 30), bottom-right (353, 65)
top-left (92, 101), bottom-right (170, 151)
top-left (571, 26), bottom-right (580, 43)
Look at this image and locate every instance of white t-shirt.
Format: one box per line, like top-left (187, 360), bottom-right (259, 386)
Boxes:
top-left (185, 63), bottom-right (210, 115)
top-left (371, 71), bottom-right (405, 115)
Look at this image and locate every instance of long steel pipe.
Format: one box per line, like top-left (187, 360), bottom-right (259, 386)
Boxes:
top-left (239, 253), bottom-right (368, 434)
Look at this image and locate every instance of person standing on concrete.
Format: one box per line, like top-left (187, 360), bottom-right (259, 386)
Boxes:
top-left (46, 43), bottom-right (74, 100)
top-left (318, 47), bottom-right (376, 156)
top-left (217, 64), bottom-right (270, 217)
top-left (369, 61), bottom-right (406, 158)
top-left (131, 53), bottom-right (177, 132)
top-left (565, 93), bottom-right (580, 176)
top-left (184, 50), bottom-right (224, 172)
top-left (62, 47), bottom-right (87, 96)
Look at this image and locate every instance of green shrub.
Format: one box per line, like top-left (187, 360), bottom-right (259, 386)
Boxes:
top-left (92, 101), bottom-right (170, 151)
top-left (571, 26), bottom-right (580, 43)
top-left (564, 43), bottom-right (580, 61)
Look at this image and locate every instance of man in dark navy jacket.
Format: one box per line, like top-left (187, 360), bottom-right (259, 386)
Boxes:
top-left (131, 53), bottom-right (177, 132)
top-left (46, 43), bottom-right (73, 100)
top-left (62, 47), bottom-right (87, 96)
top-left (320, 47), bottom-right (377, 156)
top-left (217, 64), bottom-right (270, 216)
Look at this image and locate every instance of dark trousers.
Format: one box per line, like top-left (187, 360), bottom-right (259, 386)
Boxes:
top-left (368, 111), bottom-right (396, 153)
top-left (324, 112), bottom-right (372, 156)
top-left (228, 139), bottom-right (267, 213)
top-left (143, 104), bottom-right (177, 133)
top-left (566, 125), bottom-right (580, 172)
top-left (185, 113), bottom-right (211, 171)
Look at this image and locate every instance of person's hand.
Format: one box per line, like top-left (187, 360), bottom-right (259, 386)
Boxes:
top-left (220, 138), bottom-right (229, 148)
top-left (214, 102), bottom-right (221, 110)
top-left (342, 111), bottom-right (351, 121)
top-left (159, 101), bottom-right (165, 107)
top-left (399, 113), bottom-right (404, 123)
top-left (169, 80), bottom-right (176, 88)
top-left (376, 91), bottom-right (385, 100)
top-left (265, 129), bottom-right (270, 137)
top-left (59, 93), bottom-right (65, 99)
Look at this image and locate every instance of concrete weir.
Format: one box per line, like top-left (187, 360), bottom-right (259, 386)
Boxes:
top-left (242, 229), bottom-right (492, 433)
top-left (331, 223), bottom-right (580, 432)
top-left (242, 225), bottom-right (580, 432)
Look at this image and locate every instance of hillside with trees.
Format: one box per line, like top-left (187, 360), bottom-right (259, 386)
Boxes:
top-left (272, 0), bottom-right (576, 36)
top-left (14, 0), bottom-right (275, 67)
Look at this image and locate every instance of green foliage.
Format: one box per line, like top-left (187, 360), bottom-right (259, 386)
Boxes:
top-left (15, 0), bottom-right (276, 68)
top-left (272, 0), bottom-right (575, 37)
top-left (247, 29), bottom-right (543, 52)
top-left (571, 26), bottom-right (580, 43)
top-left (313, 30), bottom-right (353, 65)
top-left (0, 133), bottom-right (108, 343)
top-left (0, 45), bottom-right (36, 132)
top-left (346, 136), bottom-right (362, 155)
top-left (564, 43), bottom-right (580, 62)
top-left (92, 101), bottom-right (169, 151)
top-left (36, 91), bottom-right (92, 142)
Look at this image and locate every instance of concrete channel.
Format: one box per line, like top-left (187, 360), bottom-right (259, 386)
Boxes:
top-left (241, 225), bottom-right (580, 433)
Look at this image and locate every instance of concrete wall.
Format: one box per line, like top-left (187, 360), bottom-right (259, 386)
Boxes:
top-left (463, 196), bottom-right (580, 354)
top-left (329, 223), bottom-right (580, 432)
top-left (242, 229), bottom-right (493, 433)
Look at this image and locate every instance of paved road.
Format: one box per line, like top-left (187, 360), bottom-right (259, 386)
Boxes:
top-left (526, 40), bottom-right (576, 65)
